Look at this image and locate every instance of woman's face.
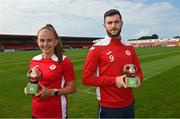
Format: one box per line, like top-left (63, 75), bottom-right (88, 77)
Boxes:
top-left (37, 29), bottom-right (58, 55)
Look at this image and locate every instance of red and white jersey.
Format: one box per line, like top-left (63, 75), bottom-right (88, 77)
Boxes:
top-left (82, 36), bottom-right (143, 108)
top-left (30, 54), bottom-right (75, 118)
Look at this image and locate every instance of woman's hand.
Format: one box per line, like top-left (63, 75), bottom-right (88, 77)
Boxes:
top-left (24, 87), bottom-right (29, 95)
top-left (135, 76), bottom-right (142, 88)
top-left (35, 84), bottom-right (53, 99)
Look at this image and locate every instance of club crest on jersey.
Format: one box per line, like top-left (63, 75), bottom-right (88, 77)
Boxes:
top-left (49, 64), bottom-right (56, 70)
top-left (125, 50), bottom-right (131, 56)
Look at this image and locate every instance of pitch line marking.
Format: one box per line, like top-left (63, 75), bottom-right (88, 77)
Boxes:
top-left (77, 89), bottom-right (96, 95)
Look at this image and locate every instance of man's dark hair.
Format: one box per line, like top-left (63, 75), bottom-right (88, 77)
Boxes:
top-left (104, 9), bottom-right (122, 22)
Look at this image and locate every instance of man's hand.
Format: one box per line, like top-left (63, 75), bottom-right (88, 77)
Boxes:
top-left (116, 75), bottom-right (127, 88)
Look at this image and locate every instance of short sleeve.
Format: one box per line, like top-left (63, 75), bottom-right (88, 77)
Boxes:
top-left (62, 57), bottom-right (75, 82)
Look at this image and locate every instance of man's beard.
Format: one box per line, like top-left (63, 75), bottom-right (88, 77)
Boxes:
top-left (106, 28), bottom-right (121, 38)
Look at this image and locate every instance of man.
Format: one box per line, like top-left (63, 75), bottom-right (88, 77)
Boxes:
top-left (82, 9), bottom-right (143, 118)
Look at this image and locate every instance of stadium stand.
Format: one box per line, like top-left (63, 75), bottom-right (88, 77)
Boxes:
top-left (0, 34), bottom-right (101, 52)
top-left (128, 35), bottom-right (180, 47)
top-left (0, 34), bottom-right (179, 52)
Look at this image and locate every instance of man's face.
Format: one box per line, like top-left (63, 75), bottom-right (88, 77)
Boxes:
top-left (104, 14), bottom-right (123, 37)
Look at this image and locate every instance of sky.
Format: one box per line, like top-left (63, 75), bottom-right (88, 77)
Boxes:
top-left (0, 0), bottom-right (180, 40)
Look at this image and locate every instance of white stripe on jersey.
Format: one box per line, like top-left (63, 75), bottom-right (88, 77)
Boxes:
top-left (93, 36), bottom-right (111, 46)
top-left (32, 54), bottom-right (42, 60)
top-left (61, 76), bottom-right (67, 119)
top-left (96, 66), bottom-right (101, 100)
top-left (63, 55), bottom-right (67, 60)
top-left (51, 54), bottom-right (58, 61)
top-left (32, 54), bottom-right (67, 62)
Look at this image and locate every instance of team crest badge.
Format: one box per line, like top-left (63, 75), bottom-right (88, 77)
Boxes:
top-left (125, 50), bottom-right (131, 56)
top-left (49, 64), bottom-right (56, 70)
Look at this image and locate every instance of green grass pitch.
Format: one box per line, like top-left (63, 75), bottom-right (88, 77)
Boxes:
top-left (0, 47), bottom-right (180, 118)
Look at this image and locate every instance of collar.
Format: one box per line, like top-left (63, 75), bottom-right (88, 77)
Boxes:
top-left (93, 35), bottom-right (126, 46)
top-left (111, 37), bottom-right (122, 45)
top-left (32, 54), bottom-right (58, 61)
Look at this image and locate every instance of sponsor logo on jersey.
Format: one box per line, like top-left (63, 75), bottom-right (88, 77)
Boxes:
top-left (49, 64), bottom-right (56, 70)
top-left (106, 51), bottom-right (114, 62)
top-left (106, 51), bottom-right (112, 55)
top-left (125, 50), bottom-right (131, 56)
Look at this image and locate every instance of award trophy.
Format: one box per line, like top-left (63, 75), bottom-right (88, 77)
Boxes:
top-left (26, 66), bottom-right (42, 94)
top-left (123, 64), bottom-right (138, 88)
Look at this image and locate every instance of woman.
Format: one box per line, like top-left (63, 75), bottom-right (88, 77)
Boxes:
top-left (24, 24), bottom-right (76, 118)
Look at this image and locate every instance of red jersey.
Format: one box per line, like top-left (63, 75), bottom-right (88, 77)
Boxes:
top-left (82, 36), bottom-right (143, 108)
top-left (30, 54), bottom-right (75, 118)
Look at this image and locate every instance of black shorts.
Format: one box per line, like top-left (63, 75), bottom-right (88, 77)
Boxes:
top-left (98, 101), bottom-right (135, 118)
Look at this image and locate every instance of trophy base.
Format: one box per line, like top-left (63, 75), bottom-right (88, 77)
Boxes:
top-left (27, 83), bottom-right (38, 94)
top-left (127, 77), bottom-right (137, 88)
